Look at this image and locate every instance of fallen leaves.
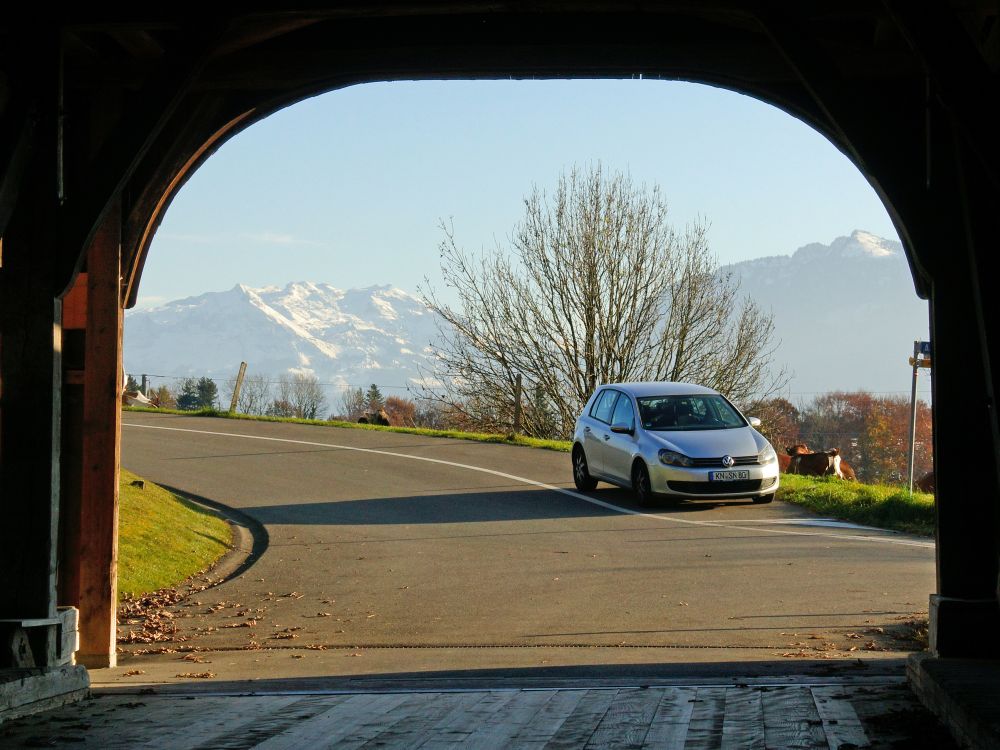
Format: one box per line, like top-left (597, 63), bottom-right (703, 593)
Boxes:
top-left (175, 672), bottom-right (215, 679)
top-left (130, 647), bottom-right (177, 655)
top-left (118, 588), bottom-right (190, 644)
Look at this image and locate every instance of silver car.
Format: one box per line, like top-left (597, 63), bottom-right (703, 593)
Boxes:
top-left (571, 382), bottom-right (779, 506)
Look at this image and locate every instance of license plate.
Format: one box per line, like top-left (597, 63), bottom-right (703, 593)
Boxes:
top-left (710, 470), bottom-right (750, 481)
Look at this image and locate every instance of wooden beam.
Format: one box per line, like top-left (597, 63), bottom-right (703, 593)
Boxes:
top-left (58, 273), bottom-right (87, 617)
top-left (54, 24), bottom-right (225, 295)
top-left (75, 199), bottom-right (122, 669)
top-left (0, 101), bottom-right (36, 239)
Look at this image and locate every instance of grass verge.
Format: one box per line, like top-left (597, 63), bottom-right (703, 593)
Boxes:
top-left (123, 405), bottom-right (573, 452)
top-left (118, 468), bottom-right (233, 598)
top-left (777, 473), bottom-right (935, 536)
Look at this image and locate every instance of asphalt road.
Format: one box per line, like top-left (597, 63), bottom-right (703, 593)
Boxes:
top-left (108, 412), bottom-right (936, 686)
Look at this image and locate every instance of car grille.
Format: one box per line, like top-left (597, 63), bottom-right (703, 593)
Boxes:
top-left (688, 455), bottom-right (759, 468)
top-left (667, 479), bottom-right (766, 495)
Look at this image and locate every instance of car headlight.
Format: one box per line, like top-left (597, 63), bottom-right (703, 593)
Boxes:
top-left (658, 449), bottom-right (693, 467)
top-left (758, 444), bottom-right (777, 464)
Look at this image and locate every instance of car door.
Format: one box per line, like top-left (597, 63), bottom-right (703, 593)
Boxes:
top-left (583, 388), bottom-right (619, 477)
top-left (603, 391), bottom-right (637, 483)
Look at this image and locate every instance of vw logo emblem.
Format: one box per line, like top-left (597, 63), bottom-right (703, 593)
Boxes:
top-left (722, 455), bottom-right (735, 468)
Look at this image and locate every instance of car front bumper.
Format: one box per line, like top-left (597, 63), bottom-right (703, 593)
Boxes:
top-left (647, 461), bottom-right (780, 498)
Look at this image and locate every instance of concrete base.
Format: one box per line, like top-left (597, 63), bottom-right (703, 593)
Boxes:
top-left (908, 652), bottom-right (1000, 749)
top-left (930, 594), bottom-right (1000, 657)
top-left (0, 665), bottom-right (90, 723)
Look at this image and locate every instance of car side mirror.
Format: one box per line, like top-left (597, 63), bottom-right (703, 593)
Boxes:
top-left (610, 422), bottom-right (634, 435)
top-left (748, 416), bottom-right (762, 428)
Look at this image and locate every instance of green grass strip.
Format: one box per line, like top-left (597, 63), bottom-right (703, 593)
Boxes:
top-left (123, 405), bottom-right (573, 452)
top-left (118, 468), bottom-right (233, 598)
top-left (777, 473), bottom-right (935, 536)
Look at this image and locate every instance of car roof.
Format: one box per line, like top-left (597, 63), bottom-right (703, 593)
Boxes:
top-left (598, 382), bottom-right (720, 398)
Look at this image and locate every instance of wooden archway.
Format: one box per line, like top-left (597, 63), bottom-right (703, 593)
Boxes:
top-left (1, 0), bottom-right (997, 704)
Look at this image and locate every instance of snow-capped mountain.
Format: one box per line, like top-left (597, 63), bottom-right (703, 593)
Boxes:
top-left (125, 230), bottom-right (929, 408)
top-left (124, 282), bottom-right (443, 394)
top-left (721, 230), bottom-right (929, 397)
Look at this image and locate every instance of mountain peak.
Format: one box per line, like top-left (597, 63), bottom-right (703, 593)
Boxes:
top-left (848, 229), bottom-right (897, 257)
top-left (790, 230), bottom-right (901, 263)
top-left (124, 281), bottom-right (440, 392)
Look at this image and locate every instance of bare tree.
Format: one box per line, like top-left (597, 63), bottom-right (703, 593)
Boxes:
top-left (338, 386), bottom-right (366, 421)
top-left (420, 164), bottom-right (786, 438)
top-left (289, 373), bottom-right (326, 420)
top-left (267, 375), bottom-right (296, 417)
top-left (264, 373), bottom-right (327, 419)
top-left (225, 372), bottom-right (272, 415)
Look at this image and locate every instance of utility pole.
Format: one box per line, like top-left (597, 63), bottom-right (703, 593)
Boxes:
top-left (140, 374), bottom-right (148, 396)
top-left (228, 361), bottom-right (247, 414)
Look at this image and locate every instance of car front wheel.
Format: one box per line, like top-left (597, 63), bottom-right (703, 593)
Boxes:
top-left (572, 446), bottom-right (598, 491)
top-left (632, 461), bottom-right (654, 507)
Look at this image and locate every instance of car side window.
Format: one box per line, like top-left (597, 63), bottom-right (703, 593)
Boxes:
top-left (590, 389), bottom-right (619, 424)
top-left (610, 393), bottom-right (634, 429)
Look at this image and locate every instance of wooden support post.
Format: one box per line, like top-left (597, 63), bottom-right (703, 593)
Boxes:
top-left (75, 201), bottom-right (123, 669)
top-left (228, 361), bottom-right (247, 414)
top-left (58, 272), bottom-right (87, 621)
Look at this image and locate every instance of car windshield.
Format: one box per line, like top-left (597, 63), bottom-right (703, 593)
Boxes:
top-left (635, 394), bottom-right (746, 431)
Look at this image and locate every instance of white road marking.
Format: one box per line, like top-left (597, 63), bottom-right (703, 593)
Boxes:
top-left (123, 422), bottom-right (934, 549)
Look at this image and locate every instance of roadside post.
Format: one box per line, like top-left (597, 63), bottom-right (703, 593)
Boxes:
top-left (229, 361), bottom-right (248, 414)
top-left (512, 373), bottom-right (523, 436)
top-left (907, 340), bottom-right (932, 492)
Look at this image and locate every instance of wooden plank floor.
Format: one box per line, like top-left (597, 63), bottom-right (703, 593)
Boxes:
top-left (0, 682), bottom-right (959, 749)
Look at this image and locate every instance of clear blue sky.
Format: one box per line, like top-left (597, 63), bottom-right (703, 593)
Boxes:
top-left (137, 79), bottom-right (902, 308)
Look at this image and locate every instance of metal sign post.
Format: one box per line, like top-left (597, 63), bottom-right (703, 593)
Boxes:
top-left (907, 340), bottom-right (932, 493)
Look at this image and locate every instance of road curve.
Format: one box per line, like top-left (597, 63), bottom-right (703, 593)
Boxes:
top-left (114, 411), bottom-right (935, 683)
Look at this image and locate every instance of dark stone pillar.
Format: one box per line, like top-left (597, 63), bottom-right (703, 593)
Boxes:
top-left (921, 123), bottom-right (1000, 657)
top-left (0, 218), bottom-right (63, 668)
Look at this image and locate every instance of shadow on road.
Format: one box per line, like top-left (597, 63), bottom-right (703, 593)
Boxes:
top-left (97, 658), bottom-right (910, 695)
top-left (238, 486), bottom-right (761, 526)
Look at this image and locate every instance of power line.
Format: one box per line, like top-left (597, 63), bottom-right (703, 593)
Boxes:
top-left (133, 373), bottom-right (419, 390)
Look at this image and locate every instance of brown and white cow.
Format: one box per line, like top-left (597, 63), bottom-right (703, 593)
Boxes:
top-left (778, 443), bottom-right (808, 473)
top-left (916, 470), bottom-right (935, 494)
top-left (785, 444), bottom-right (855, 480)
